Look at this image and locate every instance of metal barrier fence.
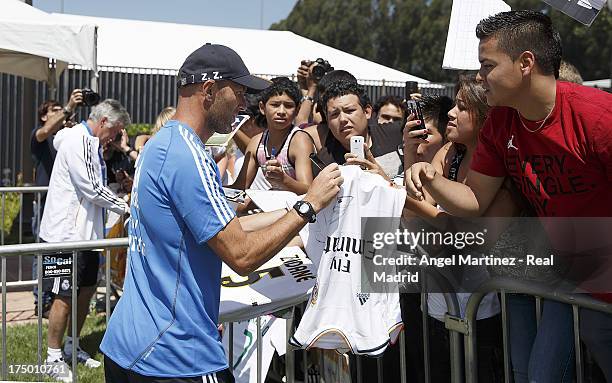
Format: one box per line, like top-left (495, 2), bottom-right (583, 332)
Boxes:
top-left (462, 277), bottom-right (612, 383)
top-left (0, 184), bottom-right (458, 382)
top-left (0, 238), bottom-right (386, 383)
top-left (0, 238), bottom-right (126, 382)
top-left (0, 67), bottom-right (455, 186)
top-left (358, 79), bottom-right (456, 102)
top-left (5, 187), bottom-right (607, 382)
top-left (2, 236), bottom-right (610, 382)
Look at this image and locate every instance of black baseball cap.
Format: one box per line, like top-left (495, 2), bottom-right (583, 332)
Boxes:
top-left (178, 43), bottom-right (270, 93)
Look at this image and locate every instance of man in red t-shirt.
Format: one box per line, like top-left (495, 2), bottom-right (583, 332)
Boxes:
top-left (405, 10), bottom-right (612, 382)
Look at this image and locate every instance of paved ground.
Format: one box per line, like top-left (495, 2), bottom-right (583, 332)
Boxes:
top-left (0, 286), bottom-right (114, 326)
top-left (1, 255), bottom-right (44, 325)
top-left (0, 290), bottom-right (39, 325)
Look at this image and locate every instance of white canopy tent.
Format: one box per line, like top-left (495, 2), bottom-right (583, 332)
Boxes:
top-left (0, 0), bottom-right (96, 87)
top-left (51, 13), bottom-right (428, 85)
top-left (583, 78), bottom-right (611, 89)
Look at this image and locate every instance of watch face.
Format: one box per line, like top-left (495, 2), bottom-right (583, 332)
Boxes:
top-left (299, 203), bottom-right (310, 214)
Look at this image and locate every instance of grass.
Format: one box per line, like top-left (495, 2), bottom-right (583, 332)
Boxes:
top-left (1, 314), bottom-right (107, 382)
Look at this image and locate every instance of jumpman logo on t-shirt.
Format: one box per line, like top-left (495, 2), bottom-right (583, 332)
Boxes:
top-left (507, 135), bottom-right (518, 151)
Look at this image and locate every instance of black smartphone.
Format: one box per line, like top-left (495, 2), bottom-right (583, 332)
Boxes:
top-left (406, 99), bottom-right (427, 140)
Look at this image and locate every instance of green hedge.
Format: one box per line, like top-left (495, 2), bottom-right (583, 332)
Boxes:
top-left (126, 123), bottom-right (153, 136)
top-left (1, 192), bottom-right (20, 236)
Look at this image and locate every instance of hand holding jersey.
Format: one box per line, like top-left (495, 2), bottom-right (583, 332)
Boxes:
top-left (302, 163), bottom-right (344, 213)
top-left (405, 161), bottom-right (503, 218)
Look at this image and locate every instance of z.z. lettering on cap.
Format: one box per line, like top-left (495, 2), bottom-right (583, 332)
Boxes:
top-left (201, 72), bottom-right (223, 81)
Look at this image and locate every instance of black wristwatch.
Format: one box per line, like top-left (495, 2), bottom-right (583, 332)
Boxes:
top-left (293, 200), bottom-right (316, 223)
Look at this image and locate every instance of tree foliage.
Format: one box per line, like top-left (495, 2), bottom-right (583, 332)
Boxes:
top-left (271, 0), bottom-right (611, 82)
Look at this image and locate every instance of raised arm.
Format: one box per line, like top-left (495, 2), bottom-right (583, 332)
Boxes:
top-left (402, 113), bottom-right (427, 169)
top-left (35, 89), bottom-right (83, 143)
top-left (295, 60), bottom-right (318, 126)
top-left (209, 164), bottom-right (342, 275)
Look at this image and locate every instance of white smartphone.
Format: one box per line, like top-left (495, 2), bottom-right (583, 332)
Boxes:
top-left (350, 136), bottom-right (365, 160)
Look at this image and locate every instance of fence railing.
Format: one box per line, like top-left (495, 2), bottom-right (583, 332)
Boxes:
top-left (2, 236), bottom-right (610, 382)
top-left (462, 277), bottom-right (612, 383)
top-left (0, 238), bottom-right (354, 383)
top-left (0, 238), bottom-right (126, 382)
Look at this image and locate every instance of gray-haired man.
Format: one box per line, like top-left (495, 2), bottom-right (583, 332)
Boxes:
top-left (39, 99), bottom-right (131, 382)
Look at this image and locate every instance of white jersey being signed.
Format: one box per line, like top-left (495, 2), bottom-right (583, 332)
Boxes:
top-left (290, 165), bottom-right (406, 356)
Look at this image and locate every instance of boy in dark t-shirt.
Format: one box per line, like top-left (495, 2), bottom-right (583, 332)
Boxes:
top-left (405, 10), bottom-right (612, 382)
top-left (31, 102), bottom-right (61, 190)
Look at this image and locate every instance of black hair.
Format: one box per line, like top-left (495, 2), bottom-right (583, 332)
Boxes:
top-left (321, 80), bottom-right (371, 117)
top-left (313, 70), bottom-right (358, 123)
top-left (373, 95), bottom-right (407, 117)
top-left (317, 70), bottom-right (357, 95)
top-left (257, 76), bottom-right (301, 106)
top-left (476, 10), bottom-right (562, 77)
top-left (243, 93), bottom-right (267, 128)
top-left (38, 100), bottom-right (61, 125)
top-left (420, 95), bottom-right (453, 137)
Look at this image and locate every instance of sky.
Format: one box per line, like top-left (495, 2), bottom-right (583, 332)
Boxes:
top-left (34, 0), bottom-right (299, 30)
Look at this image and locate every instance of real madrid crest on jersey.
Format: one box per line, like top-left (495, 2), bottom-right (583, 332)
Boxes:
top-left (310, 282), bottom-right (318, 306)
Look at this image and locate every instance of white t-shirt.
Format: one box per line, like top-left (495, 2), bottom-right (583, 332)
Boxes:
top-left (291, 166), bottom-right (406, 356)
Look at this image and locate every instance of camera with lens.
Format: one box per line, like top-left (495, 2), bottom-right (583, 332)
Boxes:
top-left (81, 88), bottom-right (101, 107)
top-left (310, 58), bottom-right (334, 82)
